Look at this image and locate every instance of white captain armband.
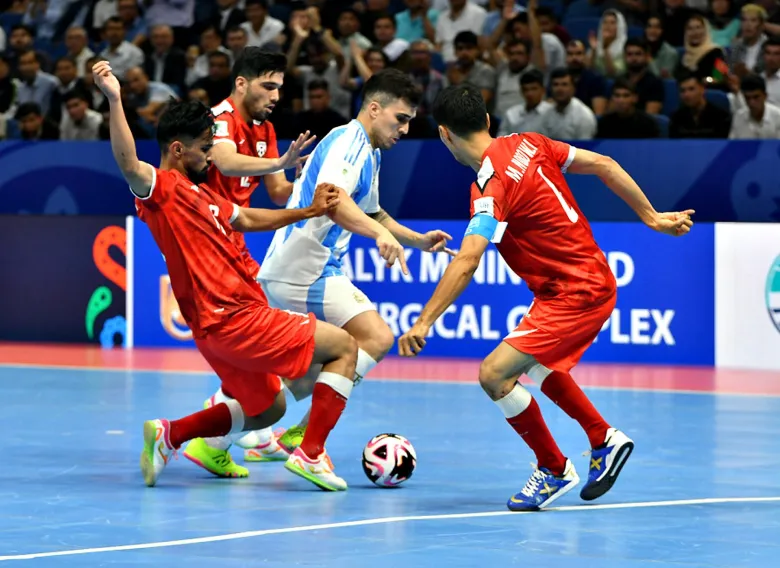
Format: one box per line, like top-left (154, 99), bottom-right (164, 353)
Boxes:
top-left (465, 213), bottom-right (508, 243)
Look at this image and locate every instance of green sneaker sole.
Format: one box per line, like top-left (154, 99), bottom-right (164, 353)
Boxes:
top-left (140, 420), bottom-right (158, 487)
top-left (284, 460), bottom-right (346, 492)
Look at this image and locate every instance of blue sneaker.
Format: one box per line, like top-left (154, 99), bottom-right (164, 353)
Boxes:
top-left (507, 459), bottom-right (580, 511)
top-left (580, 428), bottom-right (634, 501)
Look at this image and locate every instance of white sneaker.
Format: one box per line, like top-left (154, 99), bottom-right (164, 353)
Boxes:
top-left (284, 447), bottom-right (347, 491)
top-left (140, 419), bottom-right (175, 487)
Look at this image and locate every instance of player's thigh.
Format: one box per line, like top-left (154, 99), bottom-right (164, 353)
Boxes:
top-left (195, 337), bottom-right (285, 417)
top-left (259, 278), bottom-right (309, 314)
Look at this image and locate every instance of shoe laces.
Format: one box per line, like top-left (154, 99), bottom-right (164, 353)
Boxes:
top-left (520, 464), bottom-right (548, 498)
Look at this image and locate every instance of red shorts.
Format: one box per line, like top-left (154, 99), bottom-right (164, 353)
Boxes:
top-left (504, 292), bottom-right (617, 374)
top-left (195, 304), bottom-right (316, 416)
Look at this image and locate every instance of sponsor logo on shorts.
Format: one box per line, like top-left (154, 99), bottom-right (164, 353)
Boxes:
top-left (766, 254), bottom-right (780, 333)
top-left (160, 275), bottom-right (193, 341)
top-left (353, 291), bottom-right (368, 304)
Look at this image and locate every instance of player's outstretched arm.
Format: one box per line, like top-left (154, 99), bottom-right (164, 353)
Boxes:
top-left (210, 130), bottom-right (315, 179)
top-left (232, 183), bottom-right (339, 233)
top-left (93, 61), bottom-right (155, 197)
top-left (368, 209), bottom-right (456, 256)
top-left (567, 148), bottom-right (695, 237)
top-left (398, 234), bottom-right (489, 357)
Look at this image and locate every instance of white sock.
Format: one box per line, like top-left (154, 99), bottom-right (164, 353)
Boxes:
top-left (354, 348), bottom-right (378, 385)
top-left (494, 383), bottom-right (533, 418)
top-left (203, 435), bottom-right (232, 450)
top-left (209, 387), bottom-right (231, 405)
top-left (201, 399), bottom-right (244, 450)
top-left (225, 399), bottom-right (245, 434)
top-left (316, 371), bottom-right (354, 399)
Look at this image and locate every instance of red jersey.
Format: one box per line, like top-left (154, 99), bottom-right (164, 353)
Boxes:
top-left (135, 168), bottom-right (267, 338)
top-left (469, 133), bottom-right (615, 305)
top-left (208, 97), bottom-right (280, 277)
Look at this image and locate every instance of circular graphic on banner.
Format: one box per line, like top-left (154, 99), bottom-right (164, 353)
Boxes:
top-left (766, 254), bottom-right (780, 333)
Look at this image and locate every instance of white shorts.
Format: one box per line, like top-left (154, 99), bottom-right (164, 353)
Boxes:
top-left (258, 275), bottom-right (376, 329)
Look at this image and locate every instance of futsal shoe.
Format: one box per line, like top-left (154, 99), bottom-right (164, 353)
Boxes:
top-left (580, 428), bottom-right (634, 501)
top-left (507, 459), bottom-right (580, 511)
top-left (277, 424), bottom-right (306, 453)
top-left (183, 438), bottom-right (249, 478)
top-left (140, 419), bottom-right (175, 487)
top-left (241, 429), bottom-right (291, 462)
top-left (284, 447), bottom-right (347, 491)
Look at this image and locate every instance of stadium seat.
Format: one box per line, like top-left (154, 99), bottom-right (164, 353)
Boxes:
top-left (539, 0), bottom-right (565, 20)
top-left (662, 78), bottom-right (680, 115)
top-left (430, 51), bottom-right (446, 73)
top-left (627, 25), bottom-right (644, 39)
top-left (4, 119), bottom-right (20, 140)
top-left (705, 89), bottom-right (730, 111)
top-left (605, 78), bottom-right (614, 98)
top-left (654, 114), bottom-right (670, 138)
top-left (564, 0), bottom-right (606, 19)
top-left (562, 17), bottom-right (600, 42)
top-left (0, 12), bottom-right (22, 35)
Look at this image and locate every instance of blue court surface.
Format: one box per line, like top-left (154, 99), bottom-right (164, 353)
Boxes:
top-left (1, 364), bottom-right (779, 566)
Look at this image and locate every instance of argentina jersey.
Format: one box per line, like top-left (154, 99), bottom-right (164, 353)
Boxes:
top-left (259, 120), bottom-right (381, 286)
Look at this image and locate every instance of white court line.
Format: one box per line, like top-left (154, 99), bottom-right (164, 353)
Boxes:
top-left (1, 362), bottom-right (779, 398)
top-left (1, 496), bottom-right (779, 561)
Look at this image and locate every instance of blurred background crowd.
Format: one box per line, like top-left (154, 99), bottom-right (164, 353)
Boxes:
top-left (1, 0), bottom-right (779, 142)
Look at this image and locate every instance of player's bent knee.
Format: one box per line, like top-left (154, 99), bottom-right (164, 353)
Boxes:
top-left (478, 359), bottom-right (505, 392)
top-left (372, 324), bottom-right (395, 359)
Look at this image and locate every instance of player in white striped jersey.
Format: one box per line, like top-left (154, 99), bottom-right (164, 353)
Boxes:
top-left (194, 69), bottom-right (455, 458)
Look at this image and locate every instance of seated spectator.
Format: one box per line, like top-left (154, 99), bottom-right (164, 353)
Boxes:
top-left (395, 0), bottom-right (439, 43)
top-left (757, 37), bottom-right (780, 104)
top-left (566, 40), bottom-right (608, 116)
top-left (337, 9), bottom-right (372, 58)
top-left (660, 0), bottom-right (697, 47)
top-left (59, 91), bottom-right (103, 141)
top-left (588, 9), bottom-right (627, 79)
top-left (212, 0), bottom-right (247, 38)
top-left (709, 0), bottom-right (740, 47)
top-left (621, 38), bottom-right (664, 114)
top-left (645, 15), bottom-right (679, 78)
top-left (226, 26), bottom-right (250, 61)
top-left (498, 69), bottom-right (552, 135)
top-left (241, 0), bottom-right (285, 48)
top-left (597, 78), bottom-right (660, 138)
top-left (505, 10), bottom-right (566, 81)
top-left (374, 14), bottom-right (411, 65)
top-left (188, 88), bottom-right (211, 106)
top-left (538, 68), bottom-right (597, 140)
top-left (483, 0), bottom-right (525, 38)
top-left (13, 102), bottom-right (59, 140)
top-left (188, 26), bottom-right (232, 86)
top-left (49, 56), bottom-right (89, 125)
top-left (117, 0), bottom-right (148, 47)
top-left (670, 72), bottom-right (731, 137)
top-left (99, 17), bottom-right (144, 81)
top-left (0, 54), bottom-right (17, 117)
top-left (5, 24), bottom-right (52, 76)
top-left (535, 5), bottom-right (570, 46)
top-left (341, 43), bottom-right (389, 115)
top-left (407, 39), bottom-right (447, 119)
top-left (191, 52), bottom-right (233, 107)
top-left (124, 66), bottom-right (178, 131)
top-left (674, 13), bottom-right (728, 89)
top-left (493, 39), bottom-right (535, 118)
top-left (447, 31), bottom-right (496, 107)
top-left (83, 56), bottom-right (106, 110)
top-left (436, 0), bottom-right (487, 63)
top-left (144, 0), bottom-right (195, 49)
top-left (730, 4), bottom-right (769, 77)
top-left (144, 25), bottom-right (187, 96)
top-left (15, 50), bottom-right (58, 116)
top-left (295, 79), bottom-right (348, 140)
top-left (729, 74), bottom-right (780, 138)
top-left (64, 27), bottom-right (95, 79)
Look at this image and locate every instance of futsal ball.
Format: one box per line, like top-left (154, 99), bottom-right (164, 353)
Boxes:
top-left (362, 433), bottom-right (417, 487)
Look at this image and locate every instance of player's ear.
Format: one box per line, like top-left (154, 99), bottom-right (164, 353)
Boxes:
top-left (233, 76), bottom-right (246, 94)
top-left (169, 141), bottom-right (183, 158)
top-left (485, 113), bottom-right (491, 130)
top-left (438, 125), bottom-right (449, 142)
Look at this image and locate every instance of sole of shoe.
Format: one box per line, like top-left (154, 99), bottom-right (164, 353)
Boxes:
top-left (284, 460), bottom-right (346, 492)
top-left (580, 441), bottom-right (634, 501)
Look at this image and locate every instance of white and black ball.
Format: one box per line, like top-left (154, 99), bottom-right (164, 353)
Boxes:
top-left (362, 433), bottom-right (417, 487)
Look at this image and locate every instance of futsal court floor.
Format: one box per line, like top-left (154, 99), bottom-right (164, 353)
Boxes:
top-left (1, 343), bottom-right (779, 567)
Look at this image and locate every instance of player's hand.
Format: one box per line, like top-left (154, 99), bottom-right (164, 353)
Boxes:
top-left (309, 183), bottom-right (340, 216)
top-left (399, 322), bottom-right (430, 357)
top-left (650, 210), bottom-right (695, 237)
top-left (418, 229), bottom-right (456, 257)
top-left (376, 230), bottom-right (409, 275)
top-left (278, 130), bottom-right (316, 171)
top-left (92, 61), bottom-right (121, 103)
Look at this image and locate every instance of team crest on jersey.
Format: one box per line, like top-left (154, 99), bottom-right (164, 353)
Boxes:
top-left (214, 121), bottom-right (229, 137)
top-left (256, 141), bottom-right (267, 157)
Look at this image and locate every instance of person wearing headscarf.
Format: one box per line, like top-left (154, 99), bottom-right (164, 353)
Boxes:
top-left (587, 9), bottom-right (627, 78)
top-left (709, 0), bottom-right (740, 47)
top-left (644, 15), bottom-right (679, 78)
top-left (674, 13), bottom-right (729, 90)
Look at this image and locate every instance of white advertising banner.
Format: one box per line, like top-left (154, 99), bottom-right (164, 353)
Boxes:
top-left (715, 223), bottom-right (780, 369)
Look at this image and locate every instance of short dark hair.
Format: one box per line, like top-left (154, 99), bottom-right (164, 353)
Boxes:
top-left (361, 68), bottom-right (422, 109)
top-left (624, 37), bottom-right (649, 53)
top-left (104, 16), bottom-right (124, 29)
top-left (374, 13), bottom-right (396, 27)
top-left (10, 24), bottom-right (34, 37)
top-left (226, 26), bottom-right (247, 36)
top-left (454, 31), bottom-right (479, 48)
top-left (764, 37), bottom-right (780, 51)
top-left (156, 99), bottom-right (215, 153)
top-left (677, 70), bottom-right (702, 86)
top-left (232, 48), bottom-right (286, 84)
top-left (245, 0), bottom-right (269, 8)
top-left (505, 38), bottom-right (531, 53)
top-left (520, 69), bottom-right (545, 87)
top-left (611, 77), bottom-right (636, 94)
top-left (535, 6), bottom-right (558, 21)
top-left (208, 51), bottom-right (231, 65)
top-left (15, 102), bottom-right (42, 120)
top-left (17, 49), bottom-right (38, 63)
top-left (308, 78), bottom-right (329, 91)
top-left (741, 73), bottom-right (767, 93)
top-left (55, 55), bottom-right (77, 68)
top-left (550, 68), bottom-right (573, 82)
top-left (432, 84), bottom-right (488, 138)
top-left (63, 89), bottom-right (89, 104)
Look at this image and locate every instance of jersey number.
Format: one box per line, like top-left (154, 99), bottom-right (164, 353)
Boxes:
top-left (537, 166), bottom-right (579, 223)
top-left (209, 204), bottom-right (227, 236)
top-left (240, 176), bottom-right (251, 188)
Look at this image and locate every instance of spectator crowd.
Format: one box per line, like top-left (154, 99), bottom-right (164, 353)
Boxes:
top-left (2, 0), bottom-right (780, 141)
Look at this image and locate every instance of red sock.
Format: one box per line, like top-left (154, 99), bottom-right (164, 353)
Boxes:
top-left (507, 398), bottom-right (567, 476)
top-left (168, 403), bottom-right (233, 449)
top-left (300, 381), bottom-right (348, 459)
top-left (541, 371), bottom-right (609, 449)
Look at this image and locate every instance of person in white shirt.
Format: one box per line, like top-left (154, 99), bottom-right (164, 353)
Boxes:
top-left (64, 27), bottom-right (94, 78)
top-left (240, 0), bottom-right (285, 48)
top-left (99, 17), bottom-right (144, 80)
top-left (729, 73), bottom-right (780, 138)
top-left (188, 26), bottom-right (233, 86)
top-left (374, 14), bottom-right (411, 63)
top-left (436, 0), bottom-right (487, 62)
top-left (498, 69), bottom-right (552, 135)
top-left (539, 68), bottom-right (597, 140)
top-left (60, 91), bottom-right (103, 140)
